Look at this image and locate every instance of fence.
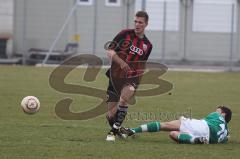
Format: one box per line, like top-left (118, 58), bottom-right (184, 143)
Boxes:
top-left (4, 0), bottom-right (240, 69)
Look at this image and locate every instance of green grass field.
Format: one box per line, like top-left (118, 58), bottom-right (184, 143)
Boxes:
top-left (0, 65), bottom-right (240, 159)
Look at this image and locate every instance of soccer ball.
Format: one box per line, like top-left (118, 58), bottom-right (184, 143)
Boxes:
top-left (21, 96), bottom-right (40, 114)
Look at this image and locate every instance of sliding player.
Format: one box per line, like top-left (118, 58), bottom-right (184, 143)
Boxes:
top-left (121, 106), bottom-right (232, 144)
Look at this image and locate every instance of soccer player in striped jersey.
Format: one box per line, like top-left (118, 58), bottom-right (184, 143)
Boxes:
top-left (105, 11), bottom-right (153, 141)
top-left (121, 106), bottom-right (232, 144)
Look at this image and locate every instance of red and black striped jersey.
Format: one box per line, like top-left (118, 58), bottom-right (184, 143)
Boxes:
top-left (108, 29), bottom-right (152, 79)
top-left (112, 29), bottom-right (152, 62)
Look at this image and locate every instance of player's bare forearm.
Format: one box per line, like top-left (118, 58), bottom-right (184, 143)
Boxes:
top-left (106, 49), bottom-right (131, 72)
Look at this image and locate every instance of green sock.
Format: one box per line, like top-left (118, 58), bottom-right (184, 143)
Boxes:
top-left (178, 133), bottom-right (193, 144)
top-left (131, 121), bottom-right (161, 133)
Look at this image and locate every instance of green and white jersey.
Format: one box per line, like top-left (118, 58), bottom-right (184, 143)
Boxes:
top-left (204, 112), bottom-right (229, 144)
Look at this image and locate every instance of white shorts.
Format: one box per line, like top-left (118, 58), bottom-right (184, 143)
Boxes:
top-left (180, 117), bottom-right (210, 141)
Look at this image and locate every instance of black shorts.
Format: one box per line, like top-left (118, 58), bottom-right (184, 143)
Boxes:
top-left (106, 77), bottom-right (139, 102)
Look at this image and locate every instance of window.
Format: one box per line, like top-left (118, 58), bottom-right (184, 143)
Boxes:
top-left (135, 0), bottom-right (179, 31)
top-left (193, 0), bottom-right (237, 32)
top-left (77, 0), bottom-right (93, 6)
top-left (105, 0), bottom-right (121, 7)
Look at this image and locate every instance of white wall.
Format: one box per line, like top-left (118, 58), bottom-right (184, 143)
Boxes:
top-left (0, 0), bottom-right (13, 33)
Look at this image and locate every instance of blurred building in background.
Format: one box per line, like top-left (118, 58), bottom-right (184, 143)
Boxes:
top-left (0, 0), bottom-right (13, 59)
top-left (1, 0), bottom-right (240, 67)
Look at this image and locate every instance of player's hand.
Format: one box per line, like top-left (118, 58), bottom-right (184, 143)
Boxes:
top-left (106, 49), bottom-right (116, 59)
top-left (106, 49), bottom-right (131, 72)
top-left (120, 61), bottom-right (131, 72)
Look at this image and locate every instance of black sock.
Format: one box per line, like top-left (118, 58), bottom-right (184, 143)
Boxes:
top-left (113, 105), bottom-right (128, 129)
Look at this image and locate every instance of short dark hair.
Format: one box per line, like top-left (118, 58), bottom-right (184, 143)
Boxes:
top-left (218, 106), bottom-right (232, 123)
top-left (135, 11), bottom-right (149, 23)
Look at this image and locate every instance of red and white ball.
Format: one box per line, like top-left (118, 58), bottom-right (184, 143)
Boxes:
top-left (21, 96), bottom-right (40, 114)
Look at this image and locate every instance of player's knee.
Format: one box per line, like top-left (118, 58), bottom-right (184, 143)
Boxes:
top-left (128, 85), bottom-right (135, 92)
top-left (169, 131), bottom-right (179, 142)
top-left (123, 85), bottom-right (135, 94)
top-left (169, 131), bottom-right (175, 137)
top-left (120, 85), bottom-right (135, 103)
